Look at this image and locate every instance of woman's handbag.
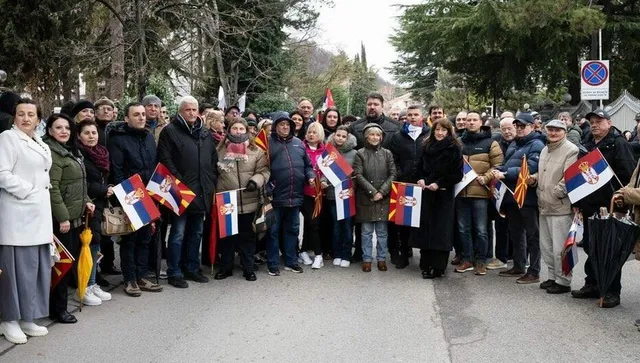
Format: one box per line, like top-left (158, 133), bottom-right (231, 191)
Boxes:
top-left (101, 200), bottom-right (134, 236)
top-left (253, 188), bottom-right (274, 234)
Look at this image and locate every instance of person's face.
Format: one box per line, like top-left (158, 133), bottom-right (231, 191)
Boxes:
top-left (49, 118), bottom-right (71, 144)
top-left (248, 125), bottom-right (257, 136)
top-left (291, 114), bottom-right (304, 131)
top-left (430, 108), bottom-right (444, 120)
top-left (407, 108), bottom-right (423, 126)
top-left (366, 98), bottom-right (383, 119)
top-left (298, 101), bottom-right (313, 119)
top-left (390, 111), bottom-right (400, 121)
top-left (265, 124), bottom-right (272, 134)
top-left (560, 114), bottom-right (572, 125)
top-left (546, 127), bottom-right (566, 143)
top-left (366, 131), bottom-right (382, 146)
top-left (225, 109), bottom-right (239, 120)
top-left (161, 107), bottom-right (169, 122)
top-left (306, 128), bottom-right (320, 144)
top-left (13, 104), bottom-right (38, 136)
top-left (500, 121), bottom-right (516, 141)
top-left (333, 130), bottom-right (348, 146)
top-left (399, 116), bottom-right (407, 123)
top-left (434, 124), bottom-right (448, 141)
top-left (79, 125), bottom-right (99, 147)
top-left (126, 105), bottom-right (147, 129)
top-left (514, 121), bottom-right (533, 138)
top-left (78, 108), bottom-right (95, 122)
top-left (466, 113), bottom-right (482, 132)
top-left (276, 121), bottom-right (290, 137)
top-left (590, 116), bottom-right (612, 139)
top-left (229, 123), bottom-right (247, 136)
top-left (325, 111), bottom-right (339, 128)
top-left (112, 107), bottom-right (119, 121)
top-left (145, 103), bottom-right (160, 120)
top-left (533, 119), bottom-right (542, 131)
top-left (96, 105), bottom-right (113, 122)
top-left (179, 102), bottom-right (198, 124)
top-left (625, 132), bottom-right (632, 141)
top-left (456, 112), bottom-right (467, 129)
top-left (213, 120), bottom-right (225, 132)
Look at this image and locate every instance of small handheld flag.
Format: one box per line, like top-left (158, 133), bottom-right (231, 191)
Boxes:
top-left (321, 88), bottom-right (335, 111)
top-left (514, 155), bottom-right (529, 208)
top-left (113, 174), bottom-right (161, 231)
top-left (216, 191), bottom-right (239, 238)
top-left (388, 181), bottom-right (398, 221)
top-left (334, 179), bottom-right (356, 220)
top-left (312, 176), bottom-right (323, 219)
top-left (391, 182), bottom-right (422, 227)
top-left (489, 179), bottom-right (512, 217)
top-left (51, 235), bottom-right (75, 288)
top-left (255, 128), bottom-right (269, 154)
top-left (454, 159), bottom-right (479, 196)
top-left (561, 213), bottom-right (582, 276)
top-left (147, 163), bottom-right (196, 216)
top-left (565, 149), bottom-right (615, 204)
top-left (316, 143), bottom-right (354, 187)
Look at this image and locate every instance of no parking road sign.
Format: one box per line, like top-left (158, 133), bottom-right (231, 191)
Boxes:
top-left (581, 60), bottom-right (609, 101)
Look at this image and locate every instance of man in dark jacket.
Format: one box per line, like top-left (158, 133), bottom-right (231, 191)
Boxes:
top-left (494, 113), bottom-right (545, 284)
top-left (266, 113), bottom-right (315, 276)
top-left (95, 97), bottom-right (115, 146)
top-left (384, 105), bottom-right (430, 268)
top-left (158, 96), bottom-right (218, 289)
top-left (0, 91), bottom-right (21, 134)
top-left (349, 93), bottom-right (401, 149)
top-left (108, 102), bottom-right (163, 297)
top-left (577, 114), bottom-right (591, 144)
top-left (572, 109), bottom-right (636, 308)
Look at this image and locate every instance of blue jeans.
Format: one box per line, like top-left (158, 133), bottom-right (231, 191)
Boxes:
top-left (88, 244), bottom-right (100, 286)
top-left (361, 221), bottom-right (388, 262)
top-left (167, 213), bottom-right (205, 278)
top-left (328, 202), bottom-right (353, 261)
top-left (267, 207), bottom-right (300, 269)
top-left (456, 198), bottom-right (489, 264)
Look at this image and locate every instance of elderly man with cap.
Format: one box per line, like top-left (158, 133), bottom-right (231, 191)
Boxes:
top-left (94, 97), bottom-right (115, 146)
top-left (141, 94), bottom-right (163, 142)
top-left (529, 119), bottom-right (579, 294)
top-left (493, 112), bottom-right (545, 284)
top-left (571, 109), bottom-right (635, 307)
top-left (72, 99), bottom-right (95, 124)
top-left (224, 106), bottom-right (240, 126)
top-left (265, 112), bottom-right (315, 276)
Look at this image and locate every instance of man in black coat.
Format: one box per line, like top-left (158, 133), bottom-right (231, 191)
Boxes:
top-left (384, 105), bottom-right (430, 268)
top-left (349, 92), bottom-right (401, 149)
top-left (572, 109), bottom-right (636, 308)
top-left (0, 91), bottom-right (21, 134)
top-left (158, 96), bottom-right (218, 289)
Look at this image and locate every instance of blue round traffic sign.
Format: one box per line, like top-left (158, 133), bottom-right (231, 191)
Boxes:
top-left (582, 61), bottom-right (608, 86)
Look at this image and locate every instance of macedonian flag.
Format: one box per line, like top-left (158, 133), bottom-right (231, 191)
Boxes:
top-left (514, 155), bottom-right (529, 209)
top-left (51, 236), bottom-right (75, 289)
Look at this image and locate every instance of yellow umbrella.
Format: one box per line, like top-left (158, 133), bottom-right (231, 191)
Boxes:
top-left (77, 214), bottom-right (93, 311)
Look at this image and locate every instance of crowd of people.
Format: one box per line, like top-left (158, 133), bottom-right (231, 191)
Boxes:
top-left (0, 88), bottom-right (640, 345)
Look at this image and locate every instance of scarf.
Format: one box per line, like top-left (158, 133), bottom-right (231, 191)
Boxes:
top-left (212, 130), bottom-right (226, 143)
top-left (80, 143), bottom-right (110, 175)
top-left (424, 137), bottom-right (454, 157)
top-left (403, 122), bottom-right (423, 141)
top-left (217, 133), bottom-right (251, 173)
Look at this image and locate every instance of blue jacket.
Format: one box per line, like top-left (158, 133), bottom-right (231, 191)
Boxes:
top-left (499, 131), bottom-right (546, 208)
top-left (108, 123), bottom-right (157, 185)
top-left (268, 118), bottom-right (314, 208)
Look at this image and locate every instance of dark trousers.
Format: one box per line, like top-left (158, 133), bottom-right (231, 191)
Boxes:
top-left (494, 216), bottom-right (510, 263)
top-left (582, 215), bottom-right (622, 295)
top-left (50, 226), bottom-right (80, 315)
top-left (352, 222), bottom-right (362, 260)
top-left (506, 205), bottom-right (540, 275)
top-left (301, 196), bottom-right (322, 255)
top-left (219, 213), bottom-right (256, 274)
top-left (397, 225), bottom-right (412, 260)
top-left (201, 212), bottom-right (214, 266)
top-left (452, 199), bottom-right (463, 256)
top-left (120, 225), bottom-right (152, 283)
top-left (99, 235), bottom-right (115, 270)
top-left (320, 199), bottom-right (334, 256)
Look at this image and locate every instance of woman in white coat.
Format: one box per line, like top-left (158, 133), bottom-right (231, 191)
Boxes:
top-left (0, 99), bottom-right (54, 345)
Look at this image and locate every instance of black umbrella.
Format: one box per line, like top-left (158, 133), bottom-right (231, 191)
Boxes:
top-left (588, 210), bottom-right (640, 306)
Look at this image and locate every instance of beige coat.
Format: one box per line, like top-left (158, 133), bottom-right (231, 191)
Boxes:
top-left (616, 160), bottom-right (640, 259)
top-left (535, 138), bottom-right (579, 216)
top-left (216, 144), bottom-right (270, 214)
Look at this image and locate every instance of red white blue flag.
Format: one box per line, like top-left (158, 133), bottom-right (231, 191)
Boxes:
top-left (334, 179), bottom-right (356, 220)
top-left (565, 149), bottom-right (614, 204)
top-left (146, 163), bottom-right (196, 216)
top-left (113, 174), bottom-right (161, 231)
top-left (454, 159), bottom-right (479, 197)
top-left (317, 143), bottom-right (354, 187)
top-left (561, 213), bottom-right (582, 275)
top-left (321, 88), bottom-right (335, 111)
top-left (216, 190), bottom-right (239, 238)
top-left (392, 182), bottom-right (422, 228)
top-left (489, 179), bottom-right (512, 217)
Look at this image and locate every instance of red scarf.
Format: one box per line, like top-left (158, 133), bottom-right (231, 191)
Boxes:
top-left (80, 143), bottom-right (110, 175)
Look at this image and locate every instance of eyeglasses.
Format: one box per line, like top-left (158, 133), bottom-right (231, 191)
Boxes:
top-left (514, 124), bottom-right (529, 129)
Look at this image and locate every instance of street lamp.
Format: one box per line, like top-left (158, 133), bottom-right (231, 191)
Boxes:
top-left (0, 70), bottom-right (7, 83)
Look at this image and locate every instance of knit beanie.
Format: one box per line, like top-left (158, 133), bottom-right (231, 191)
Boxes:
top-left (71, 99), bottom-right (94, 118)
top-left (227, 117), bottom-right (249, 132)
top-left (141, 94), bottom-right (162, 107)
top-left (363, 123), bottom-right (384, 138)
top-left (95, 97), bottom-right (115, 109)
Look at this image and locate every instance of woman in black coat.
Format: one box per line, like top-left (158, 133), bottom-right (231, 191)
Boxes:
top-left (414, 118), bottom-right (463, 279)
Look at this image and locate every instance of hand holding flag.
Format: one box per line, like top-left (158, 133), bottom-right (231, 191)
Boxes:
top-left (147, 163), bottom-right (196, 216)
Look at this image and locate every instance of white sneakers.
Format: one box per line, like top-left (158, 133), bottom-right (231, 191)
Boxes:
top-left (0, 321), bottom-right (27, 344)
top-left (74, 288), bottom-right (102, 306)
top-left (333, 258), bottom-right (342, 266)
top-left (311, 255), bottom-right (324, 269)
top-left (19, 321), bottom-right (48, 337)
top-left (299, 252), bottom-right (313, 265)
top-left (340, 260), bottom-right (350, 268)
top-left (90, 284), bottom-right (112, 301)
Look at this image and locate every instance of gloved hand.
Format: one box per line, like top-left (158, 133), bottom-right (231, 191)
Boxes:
top-left (246, 180), bottom-right (258, 192)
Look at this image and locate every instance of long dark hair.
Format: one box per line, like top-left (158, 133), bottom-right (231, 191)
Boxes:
top-left (323, 107), bottom-right (342, 131)
top-left (46, 113), bottom-right (80, 156)
top-left (425, 117), bottom-right (461, 148)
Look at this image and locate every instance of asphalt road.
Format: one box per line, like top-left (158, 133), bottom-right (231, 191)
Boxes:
top-left (1, 247), bottom-right (640, 363)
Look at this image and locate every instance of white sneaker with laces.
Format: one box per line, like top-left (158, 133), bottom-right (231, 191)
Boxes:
top-left (333, 258), bottom-right (342, 266)
top-left (340, 260), bottom-right (350, 268)
top-left (311, 255), bottom-right (324, 269)
top-left (0, 321), bottom-right (27, 344)
top-left (19, 321), bottom-right (48, 337)
top-left (74, 289), bottom-right (102, 306)
top-left (90, 284), bottom-right (112, 301)
top-left (300, 251), bottom-right (313, 265)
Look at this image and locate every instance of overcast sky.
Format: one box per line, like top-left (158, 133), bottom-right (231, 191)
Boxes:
top-left (313, 0), bottom-right (423, 83)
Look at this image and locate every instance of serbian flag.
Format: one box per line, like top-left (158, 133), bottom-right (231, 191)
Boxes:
top-left (514, 155), bottom-right (529, 208)
top-left (388, 181), bottom-right (398, 221)
top-left (392, 182), bottom-right (422, 227)
top-left (565, 149), bottom-right (615, 204)
top-left (317, 143), bottom-right (354, 187)
top-left (489, 179), bottom-right (512, 217)
top-left (454, 159), bottom-right (478, 196)
top-left (561, 213), bottom-right (582, 275)
top-left (321, 88), bottom-right (335, 111)
top-left (113, 174), bottom-right (161, 231)
top-left (334, 179), bottom-right (356, 220)
top-left (146, 163), bottom-right (196, 216)
top-left (216, 190), bottom-right (239, 238)
top-left (51, 235), bottom-right (75, 288)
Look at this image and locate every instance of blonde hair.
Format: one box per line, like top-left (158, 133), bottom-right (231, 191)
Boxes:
top-left (305, 122), bottom-right (325, 142)
top-left (205, 110), bottom-right (225, 130)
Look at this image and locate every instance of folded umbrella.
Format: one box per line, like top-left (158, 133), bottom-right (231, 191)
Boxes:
top-left (77, 214), bottom-right (94, 312)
